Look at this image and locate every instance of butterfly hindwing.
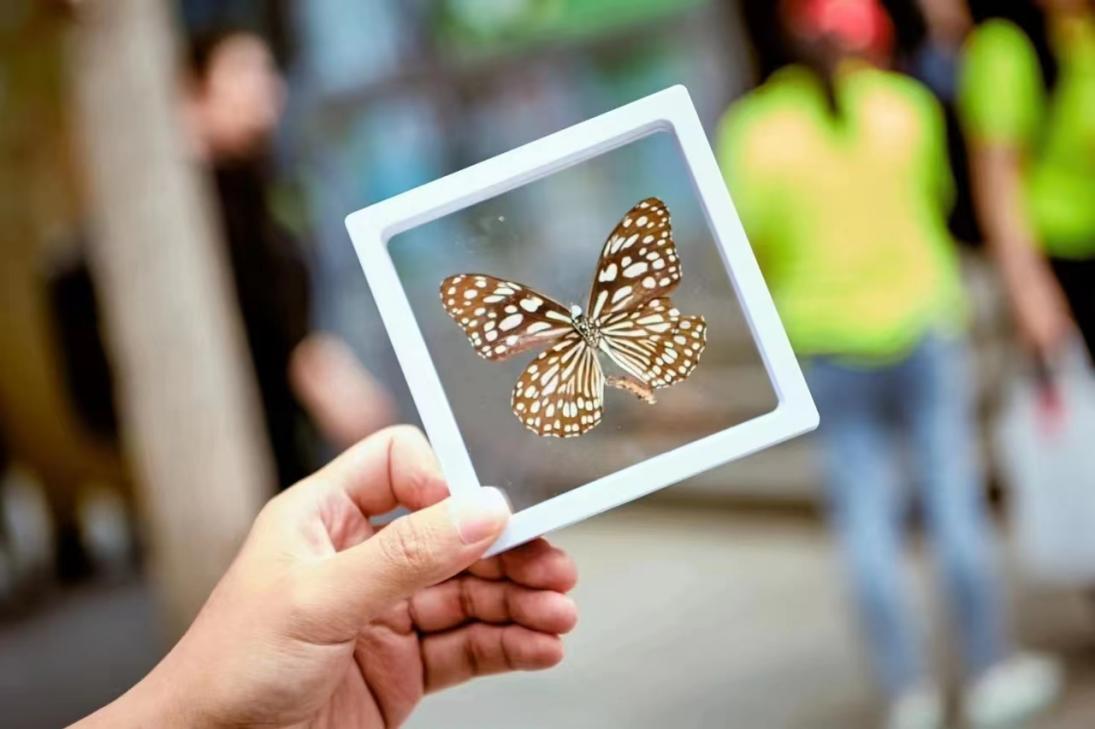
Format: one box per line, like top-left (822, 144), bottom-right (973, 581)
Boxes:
top-left (598, 297), bottom-right (707, 389)
top-left (586, 197), bottom-right (683, 322)
top-left (440, 274), bottom-right (574, 361)
top-left (511, 333), bottom-right (605, 438)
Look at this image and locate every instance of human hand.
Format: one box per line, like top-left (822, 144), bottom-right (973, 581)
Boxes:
top-left (76, 426), bottom-right (577, 729)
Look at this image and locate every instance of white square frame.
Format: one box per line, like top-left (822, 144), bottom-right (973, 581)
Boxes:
top-left (346, 85), bottom-right (818, 555)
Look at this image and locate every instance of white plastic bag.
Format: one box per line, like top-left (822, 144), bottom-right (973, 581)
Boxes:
top-left (995, 343), bottom-right (1095, 585)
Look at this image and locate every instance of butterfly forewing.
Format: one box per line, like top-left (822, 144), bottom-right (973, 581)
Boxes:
top-left (440, 274), bottom-right (574, 361)
top-left (598, 297), bottom-right (708, 389)
top-left (511, 333), bottom-right (605, 438)
top-left (586, 197), bottom-right (683, 322)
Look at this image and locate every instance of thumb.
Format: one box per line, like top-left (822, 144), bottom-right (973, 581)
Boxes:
top-left (329, 487), bottom-right (511, 618)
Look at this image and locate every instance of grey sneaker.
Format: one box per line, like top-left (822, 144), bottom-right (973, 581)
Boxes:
top-left (962, 653), bottom-right (1062, 728)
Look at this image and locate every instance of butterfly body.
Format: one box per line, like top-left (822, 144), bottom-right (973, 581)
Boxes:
top-left (440, 198), bottom-right (707, 438)
top-left (570, 309), bottom-right (602, 350)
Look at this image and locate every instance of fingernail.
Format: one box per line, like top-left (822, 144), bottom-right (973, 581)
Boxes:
top-left (451, 487), bottom-right (511, 544)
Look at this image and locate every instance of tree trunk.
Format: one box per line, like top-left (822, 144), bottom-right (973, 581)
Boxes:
top-left (69, 0), bottom-right (274, 633)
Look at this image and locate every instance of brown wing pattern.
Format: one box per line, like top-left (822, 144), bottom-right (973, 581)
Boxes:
top-left (598, 297), bottom-right (707, 389)
top-left (440, 274), bottom-right (574, 361)
top-left (586, 198), bottom-right (683, 323)
top-left (510, 333), bottom-right (605, 438)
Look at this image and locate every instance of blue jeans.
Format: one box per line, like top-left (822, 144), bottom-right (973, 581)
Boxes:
top-left (805, 334), bottom-right (1009, 696)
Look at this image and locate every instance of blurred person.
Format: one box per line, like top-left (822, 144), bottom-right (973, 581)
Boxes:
top-left (52, 27), bottom-right (395, 496)
top-left (180, 27), bottom-right (396, 485)
top-left (720, 2), bottom-right (1060, 727)
top-left (48, 240), bottom-right (133, 582)
top-left (959, 0), bottom-right (1095, 359)
top-left (907, 0), bottom-right (971, 89)
top-left (895, 0), bottom-right (985, 247)
top-left (73, 426), bottom-right (579, 729)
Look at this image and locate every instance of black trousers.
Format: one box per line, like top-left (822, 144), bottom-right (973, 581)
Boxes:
top-left (1050, 256), bottom-right (1095, 360)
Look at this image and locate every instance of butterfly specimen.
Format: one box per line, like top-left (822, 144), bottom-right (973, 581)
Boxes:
top-left (440, 197), bottom-right (707, 438)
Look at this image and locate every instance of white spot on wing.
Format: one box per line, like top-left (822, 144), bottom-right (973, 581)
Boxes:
top-left (499, 314), bottom-right (524, 332)
top-left (593, 290), bottom-right (609, 317)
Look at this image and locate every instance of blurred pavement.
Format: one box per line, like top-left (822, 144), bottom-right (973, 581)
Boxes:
top-left (4, 503), bottom-right (1095, 728)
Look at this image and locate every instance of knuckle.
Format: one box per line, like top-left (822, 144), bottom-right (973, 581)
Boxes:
top-left (457, 576), bottom-right (479, 618)
top-left (380, 517), bottom-right (438, 573)
top-left (465, 623), bottom-right (495, 673)
top-left (403, 466), bottom-right (435, 501)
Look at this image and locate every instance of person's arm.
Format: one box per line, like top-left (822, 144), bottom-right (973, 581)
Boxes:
top-left (289, 332), bottom-right (397, 448)
top-left (72, 426), bottom-right (578, 729)
top-left (959, 19), bottom-right (1074, 357)
top-left (969, 143), bottom-right (1073, 356)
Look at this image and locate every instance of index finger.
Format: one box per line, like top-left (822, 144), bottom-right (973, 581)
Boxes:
top-left (467, 539), bottom-right (578, 592)
top-left (314, 425), bottom-right (449, 516)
